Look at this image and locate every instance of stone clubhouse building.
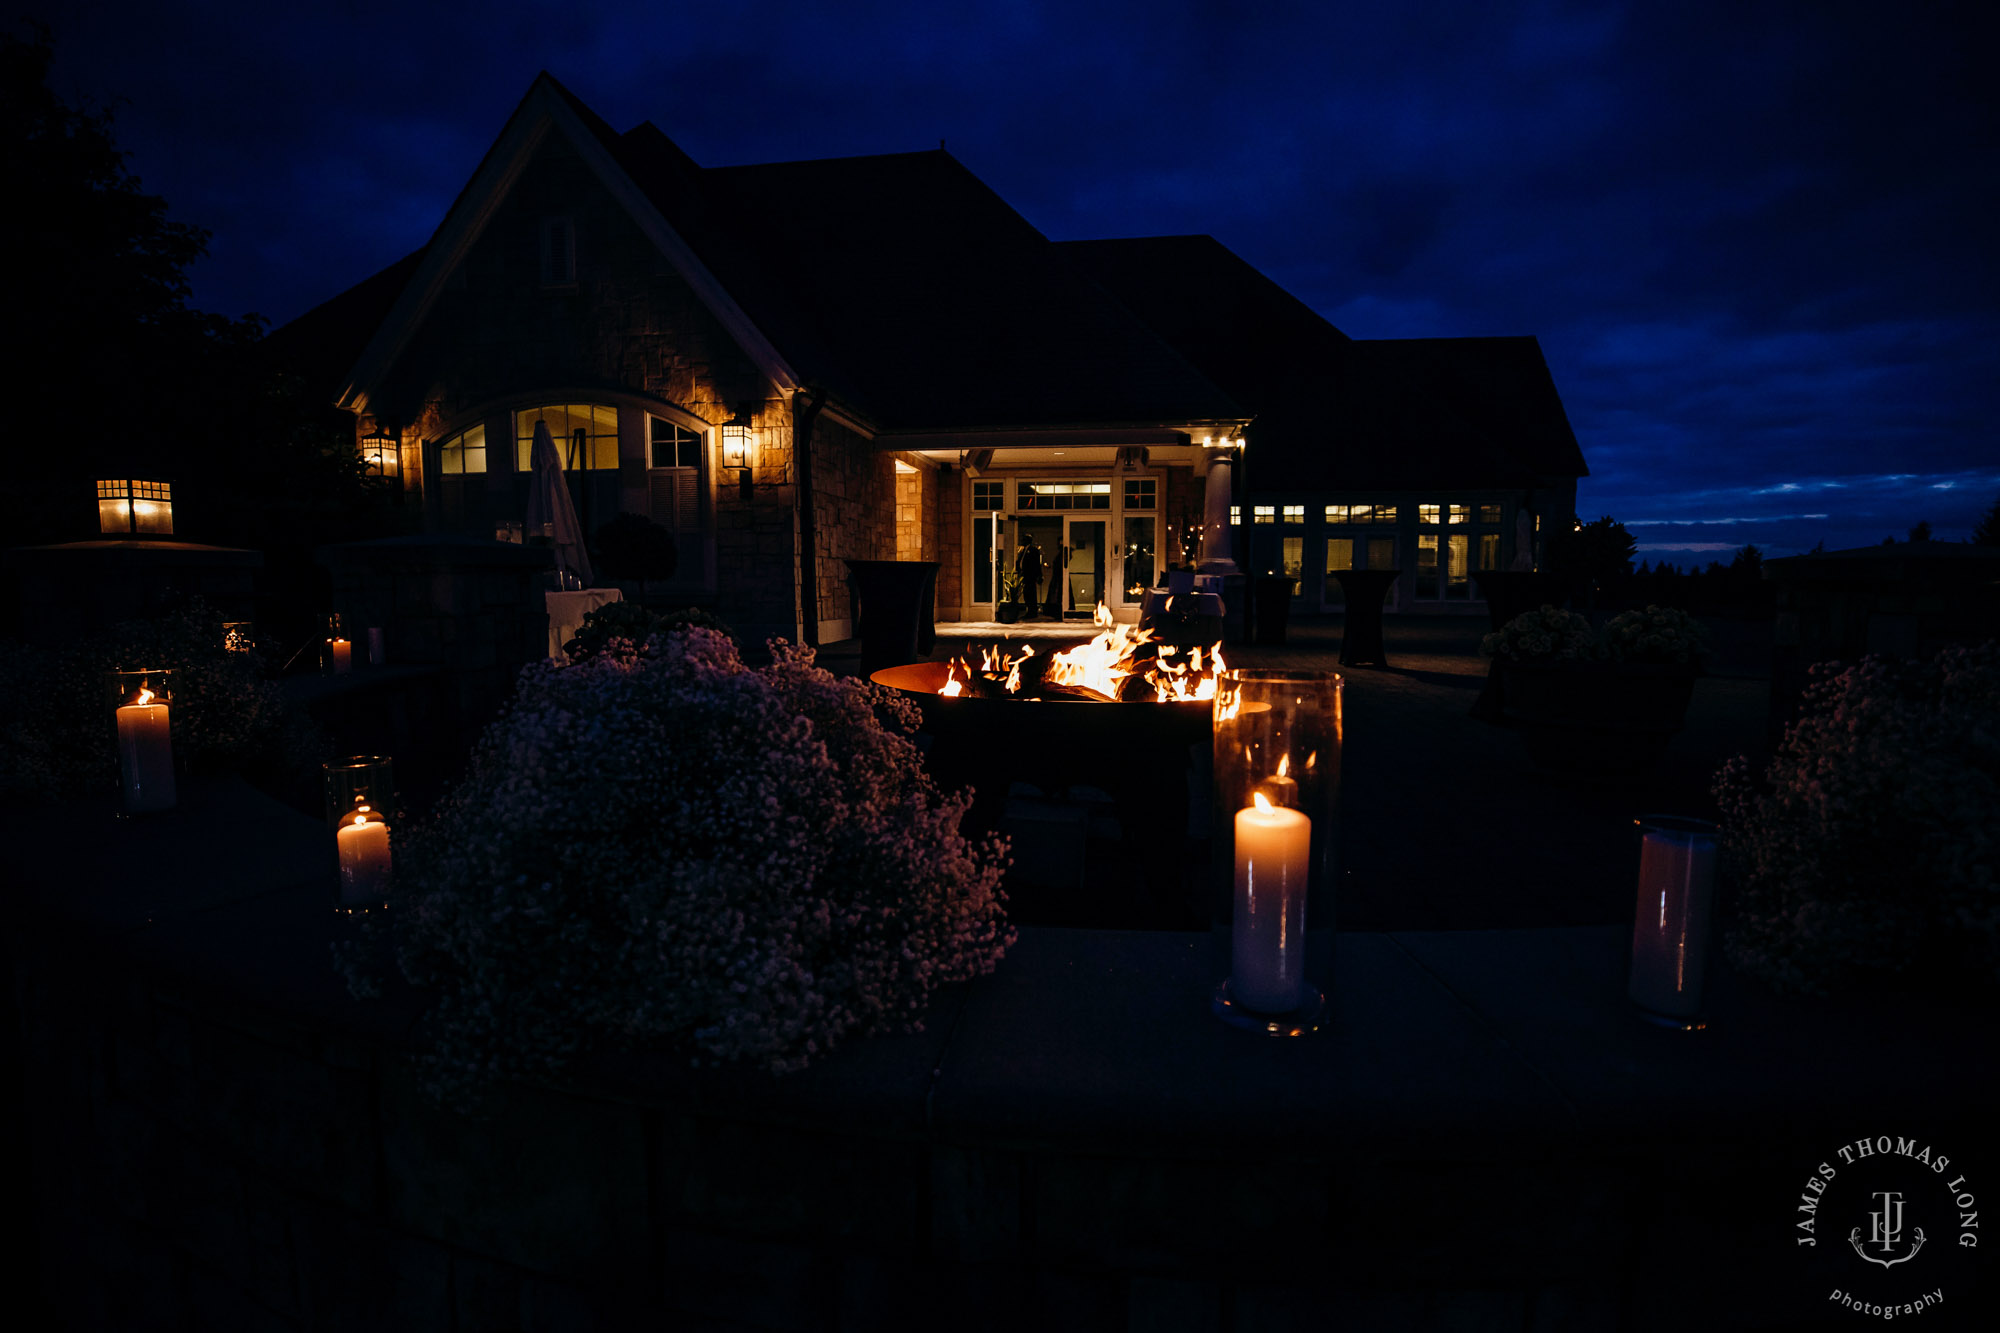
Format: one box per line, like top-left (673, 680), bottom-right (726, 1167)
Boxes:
top-left (274, 73), bottom-right (1586, 646)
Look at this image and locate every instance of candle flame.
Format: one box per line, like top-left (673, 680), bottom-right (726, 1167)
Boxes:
top-left (1277, 753), bottom-right (1289, 777)
top-left (134, 684), bottom-right (155, 706)
top-left (1253, 791), bottom-right (1274, 813)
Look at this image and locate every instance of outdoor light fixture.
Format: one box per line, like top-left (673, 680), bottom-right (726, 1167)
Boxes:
top-left (721, 416), bottom-right (755, 498)
top-left (97, 479), bottom-right (174, 536)
top-left (360, 422), bottom-right (400, 481)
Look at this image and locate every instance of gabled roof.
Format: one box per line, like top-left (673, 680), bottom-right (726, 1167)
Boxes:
top-left (260, 249), bottom-right (425, 401)
top-left (274, 74), bottom-right (1244, 433)
top-left (702, 155), bottom-right (1244, 431)
top-left (1066, 236), bottom-right (1584, 490)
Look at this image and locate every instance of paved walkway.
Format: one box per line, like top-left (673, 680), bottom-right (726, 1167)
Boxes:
top-left (829, 614), bottom-right (1774, 931)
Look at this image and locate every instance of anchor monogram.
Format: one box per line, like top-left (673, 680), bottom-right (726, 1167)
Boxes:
top-left (1848, 1190), bottom-right (1926, 1268)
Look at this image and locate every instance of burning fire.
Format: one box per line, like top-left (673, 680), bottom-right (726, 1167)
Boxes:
top-left (939, 604), bottom-right (1224, 702)
top-left (134, 683), bottom-right (156, 706)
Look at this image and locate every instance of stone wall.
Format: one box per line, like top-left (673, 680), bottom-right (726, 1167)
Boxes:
top-left (807, 417), bottom-right (896, 638)
top-left (936, 468), bottom-right (964, 618)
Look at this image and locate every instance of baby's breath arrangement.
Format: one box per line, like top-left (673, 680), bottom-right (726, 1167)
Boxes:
top-left (1603, 605), bottom-right (1712, 667)
top-left (1715, 644), bottom-right (2000, 994)
top-left (1480, 605), bottom-right (1601, 663)
top-left (384, 627), bottom-right (1013, 1108)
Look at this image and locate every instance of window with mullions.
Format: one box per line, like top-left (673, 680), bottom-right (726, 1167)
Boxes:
top-left (972, 480), bottom-right (1004, 511)
top-left (1252, 505), bottom-right (1276, 525)
top-left (1448, 504), bottom-right (1470, 525)
top-left (1419, 503), bottom-right (1441, 525)
top-left (1016, 481), bottom-right (1110, 510)
top-left (436, 423), bottom-right (487, 475)
top-left (515, 404), bottom-right (618, 471)
top-left (1281, 504), bottom-right (1304, 524)
top-left (1123, 478), bottom-right (1156, 510)
top-left (1479, 503), bottom-right (1503, 525)
top-left (1230, 504), bottom-right (1241, 525)
top-left (1326, 503), bottom-right (1398, 524)
top-left (649, 418), bottom-right (701, 468)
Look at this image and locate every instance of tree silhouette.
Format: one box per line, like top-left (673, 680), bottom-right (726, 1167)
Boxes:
top-left (1974, 496), bottom-right (2000, 547)
top-left (1908, 520), bottom-right (1933, 543)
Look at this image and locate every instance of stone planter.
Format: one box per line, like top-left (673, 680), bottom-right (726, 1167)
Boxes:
top-left (1499, 660), bottom-right (1698, 775)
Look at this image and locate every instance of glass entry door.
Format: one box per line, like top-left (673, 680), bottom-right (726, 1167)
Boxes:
top-left (1064, 518), bottom-right (1107, 616)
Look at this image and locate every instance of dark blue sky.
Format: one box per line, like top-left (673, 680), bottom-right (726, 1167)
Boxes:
top-left (44, 1), bottom-right (1999, 558)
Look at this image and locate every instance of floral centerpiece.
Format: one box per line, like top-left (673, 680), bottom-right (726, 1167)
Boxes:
top-left (1602, 605), bottom-right (1712, 668)
top-left (1480, 605), bottom-right (1704, 774)
top-left (1480, 604), bottom-right (1601, 663)
top-left (1715, 644), bottom-right (1999, 994)
top-left (370, 627), bottom-right (1014, 1108)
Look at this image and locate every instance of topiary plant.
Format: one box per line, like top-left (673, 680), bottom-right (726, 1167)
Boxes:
top-left (379, 627), bottom-right (1014, 1109)
top-left (1480, 604), bottom-right (1601, 664)
top-left (1602, 605), bottom-right (1712, 668)
top-left (1714, 643), bottom-right (2000, 994)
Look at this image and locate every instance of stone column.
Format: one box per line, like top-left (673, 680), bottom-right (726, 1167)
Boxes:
top-left (1197, 444), bottom-right (1240, 575)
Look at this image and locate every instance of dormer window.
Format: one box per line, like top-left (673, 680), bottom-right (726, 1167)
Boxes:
top-left (541, 216), bottom-right (575, 286)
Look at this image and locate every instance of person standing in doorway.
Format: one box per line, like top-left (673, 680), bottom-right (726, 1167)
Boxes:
top-left (1015, 536), bottom-right (1045, 621)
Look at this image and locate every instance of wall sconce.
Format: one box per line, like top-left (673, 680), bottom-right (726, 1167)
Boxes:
top-left (98, 479), bottom-right (174, 536)
top-left (361, 423), bottom-right (400, 482)
top-left (721, 416), bottom-right (755, 498)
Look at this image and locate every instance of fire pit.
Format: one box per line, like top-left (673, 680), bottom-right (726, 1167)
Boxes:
top-left (871, 608), bottom-right (1220, 926)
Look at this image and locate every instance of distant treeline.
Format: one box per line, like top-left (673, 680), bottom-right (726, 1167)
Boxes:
top-left (1619, 546), bottom-right (1776, 617)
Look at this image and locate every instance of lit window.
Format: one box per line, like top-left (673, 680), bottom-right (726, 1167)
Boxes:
top-left (1230, 504), bottom-right (1241, 525)
top-left (1016, 481), bottom-right (1111, 511)
top-left (1416, 533), bottom-right (1440, 598)
top-left (1281, 504), bottom-right (1304, 524)
top-left (541, 217), bottom-right (575, 286)
top-left (1479, 532), bottom-right (1501, 571)
top-left (515, 404), bottom-right (619, 471)
top-left (1325, 504), bottom-right (1348, 523)
top-left (437, 423), bottom-right (487, 475)
top-left (1253, 505), bottom-right (1276, 525)
top-left (97, 479), bottom-right (173, 535)
top-left (1419, 504), bottom-right (1441, 525)
top-left (1281, 537), bottom-right (1303, 580)
top-left (1374, 505), bottom-right (1399, 525)
top-left (1448, 504), bottom-right (1470, 524)
top-left (1479, 503), bottom-right (1503, 524)
top-left (972, 480), bottom-right (1004, 512)
top-left (1123, 478), bottom-right (1157, 510)
top-left (649, 417), bottom-right (701, 469)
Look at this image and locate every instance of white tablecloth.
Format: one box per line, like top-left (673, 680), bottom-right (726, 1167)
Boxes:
top-left (546, 588), bottom-right (624, 661)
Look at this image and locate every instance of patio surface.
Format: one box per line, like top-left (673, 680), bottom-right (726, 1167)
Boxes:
top-left (824, 613), bottom-right (1774, 931)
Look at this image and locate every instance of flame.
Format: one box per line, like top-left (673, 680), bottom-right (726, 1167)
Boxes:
top-left (1253, 791), bottom-right (1274, 813)
top-left (134, 684), bottom-right (156, 706)
top-left (935, 604), bottom-right (1224, 702)
top-left (1277, 753), bottom-right (1290, 778)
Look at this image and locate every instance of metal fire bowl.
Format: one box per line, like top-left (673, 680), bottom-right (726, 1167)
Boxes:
top-left (869, 661), bottom-right (1213, 754)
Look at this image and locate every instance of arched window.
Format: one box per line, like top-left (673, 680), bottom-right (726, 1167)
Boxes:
top-left (513, 404), bottom-right (618, 471)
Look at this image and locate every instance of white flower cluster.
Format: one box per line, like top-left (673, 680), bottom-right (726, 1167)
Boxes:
top-left (1603, 605), bottom-right (1712, 666)
top-left (1715, 642), bottom-right (2000, 993)
top-left (388, 628), bottom-right (1013, 1106)
top-left (1480, 605), bottom-right (1602, 663)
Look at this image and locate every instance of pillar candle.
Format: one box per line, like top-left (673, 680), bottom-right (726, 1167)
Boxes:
top-left (337, 808), bottom-right (392, 906)
top-left (330, 638), bottom-right (353, 674)
top-left (1629, 819), bottom-right (1718, 1017)
top-left (116, 696), bottom-right (176, 813)
top-left (1232, 794), bottom-right (1312, 1012)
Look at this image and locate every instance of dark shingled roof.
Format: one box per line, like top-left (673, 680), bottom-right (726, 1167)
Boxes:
top-left (1065, 235), bottom-right (1585, 491)
top-left (261, 248), bottom-right (424, 400)
top-left (701, 152), bottom-right (1244, 430)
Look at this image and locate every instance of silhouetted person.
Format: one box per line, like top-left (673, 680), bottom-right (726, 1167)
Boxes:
top-left (1015, 537), bottom-right (1045, 621)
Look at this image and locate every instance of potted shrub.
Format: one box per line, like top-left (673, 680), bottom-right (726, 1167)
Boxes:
top-left (995, 574), bottom-right (1026, 624)
top-left (351, 627), bottom-right (1014, 1109)
top-left (1715, 644), bottom-right (2000, 996)
top-left (1483, 604), bottom-right (1709, 774)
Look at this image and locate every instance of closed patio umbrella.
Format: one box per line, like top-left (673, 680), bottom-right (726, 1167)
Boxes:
top-left (524, 419), bottom-right (593, 587)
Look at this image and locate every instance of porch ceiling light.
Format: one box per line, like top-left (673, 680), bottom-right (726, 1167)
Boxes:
top-left (98, 479), bottom-right (173, 536)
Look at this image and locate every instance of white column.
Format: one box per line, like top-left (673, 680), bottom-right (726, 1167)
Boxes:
top-left (1198, 444), bottom-right (1239, 575)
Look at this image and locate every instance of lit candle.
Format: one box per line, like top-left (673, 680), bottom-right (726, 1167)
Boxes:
top-left (337, 804), bottom-right (392, 907)
top-left (1254, 753), bottom-right (1298, 808)
top-left (330, 638), bottom-right (353, 674)
top-left (1628, 818), bottom-right (1718, 1018)
top-left (116, 685), bottom-right (176, 813)
top-left (1233, 792), bottom-right (1312, 1013)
